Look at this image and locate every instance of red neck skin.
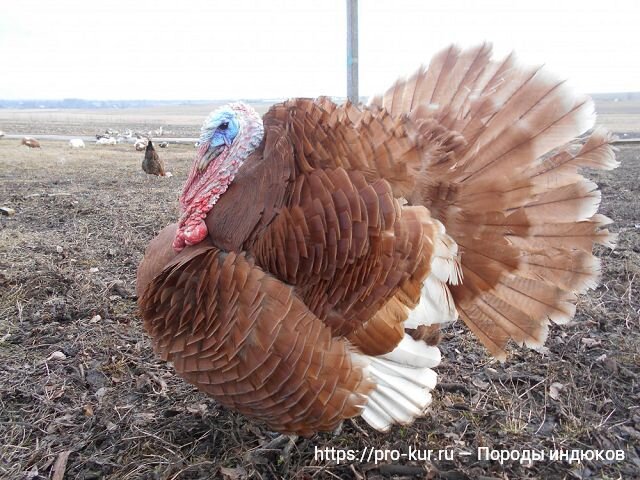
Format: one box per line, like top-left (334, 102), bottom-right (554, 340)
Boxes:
top-left (172, 145), bottom-right (237, 251)
top-left (172, 104), bottom-right (264, 252)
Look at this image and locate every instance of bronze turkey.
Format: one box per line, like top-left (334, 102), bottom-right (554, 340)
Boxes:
top-left (137, 44), bottom-right (618, 435)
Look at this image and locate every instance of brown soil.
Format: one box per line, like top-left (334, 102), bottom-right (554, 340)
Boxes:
top-left (0, 137), bottom-right (638, 480)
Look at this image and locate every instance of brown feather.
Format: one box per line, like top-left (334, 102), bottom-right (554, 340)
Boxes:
top-left (142, 140), bottom-right (166, 176)
top-left (140, 246), bottom-right (373, 435)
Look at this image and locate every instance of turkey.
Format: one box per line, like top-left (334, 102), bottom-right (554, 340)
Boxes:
top-left (141, 139), bottom-right (169, 177)
top-left (137, 44), bottom-right (618, 436)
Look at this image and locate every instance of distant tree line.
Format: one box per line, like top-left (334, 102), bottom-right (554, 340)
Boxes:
top-left (0, 99), bottom-right (227, 109)
top-left (1, 94), bottom-right (636, 110)
top-left (591, 92), bottom-right (640, 101)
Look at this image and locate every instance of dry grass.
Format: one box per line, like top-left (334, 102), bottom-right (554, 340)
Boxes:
top-left (0, 133), bottom-right (638, 479)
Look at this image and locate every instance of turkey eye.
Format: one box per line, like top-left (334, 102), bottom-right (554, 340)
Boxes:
top-left (219, 122), bottom-right (229, 131)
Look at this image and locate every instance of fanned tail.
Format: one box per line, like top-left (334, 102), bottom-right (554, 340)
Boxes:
top-left (371, 44), bottom-right (618, 359)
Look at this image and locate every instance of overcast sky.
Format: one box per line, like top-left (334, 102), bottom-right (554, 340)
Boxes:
top-left (1, 0), bottom-right (639, 100)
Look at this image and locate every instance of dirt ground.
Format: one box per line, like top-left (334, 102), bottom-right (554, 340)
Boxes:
top-left (0, 113), bottom-right (638, 480)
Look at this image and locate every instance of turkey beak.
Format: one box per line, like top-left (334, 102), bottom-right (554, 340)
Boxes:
top-left (197, 144), bottom-right (225, 172)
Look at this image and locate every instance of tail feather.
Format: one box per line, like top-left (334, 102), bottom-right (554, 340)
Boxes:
top-left (470, 295), bottom-right (548, 347)
top-left (529, 128), bottom-right (619, 179)
top-left (370, 44), bottom-right (618, 359)
top-left (355, 334), bottom-right (439, 431)
top-left (517, 250), bottom-right (601, 293)
top-left (518, 181), bottom-right (602, 223)
top-left (460, 93), bottom-right (595, 182)
top-left (517, 215), bottom-right (616, 251)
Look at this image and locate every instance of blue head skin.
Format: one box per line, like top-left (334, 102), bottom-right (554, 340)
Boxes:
top-left (197, 107), bottom-right (240, 171)
top-left (176, 102), bottom-right (265, 250)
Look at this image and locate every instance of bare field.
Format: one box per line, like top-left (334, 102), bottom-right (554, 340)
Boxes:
top-left (0, 97), bottom-right (637, 139)
top-left (0, 129), bottom-right (639, 479)
top-left (0, 102), bottom-right (275, 138)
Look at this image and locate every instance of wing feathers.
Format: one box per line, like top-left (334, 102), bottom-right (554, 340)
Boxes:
top-left (140, 247), bottom-right (375, 434)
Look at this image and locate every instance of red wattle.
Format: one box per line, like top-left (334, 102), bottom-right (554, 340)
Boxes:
top-left (183, 219), bottom-right (208, 246)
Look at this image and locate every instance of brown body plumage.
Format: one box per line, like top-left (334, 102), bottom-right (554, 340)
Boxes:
top-left (137, 44), bottom-right (617, 435)
top-left (142, 139), bottom-right (166, 176)
top-left (21, 137), bottom-right (40, 148)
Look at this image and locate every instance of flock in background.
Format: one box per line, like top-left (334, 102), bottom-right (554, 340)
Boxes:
top-left (7, 125), bottom-right (175, 177)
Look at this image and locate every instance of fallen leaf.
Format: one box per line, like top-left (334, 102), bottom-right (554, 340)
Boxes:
top-left (441, 396), bottom-right (454, 407)
top-left (220, 466), bottom-right (247, 480)
top-left (45, 385), bottom-right (65, 400)
top-left (549, 382), bottom-right (565, 400)
top-left (472, 377), bottom-right (489, 390)
top-left (47, 351), bottom-right (67, 361)
top-left (51, 450), bottom-right (71, 480)
top-left (95, 387), bottom-right (108, 402)
top-left (25, 466), bottom-right (38, 479)
top-left (133, 412), bottom-right (156, 425)
top-left (443, 432), bottom-right (461, 441)
top-left (581, 337), bottom-right (601, 348)
top-left (187, 403), bottom-right (208, 415)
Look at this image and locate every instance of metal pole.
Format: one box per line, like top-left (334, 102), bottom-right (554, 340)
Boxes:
top-left (347, 0), bottom-right (359, 104)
